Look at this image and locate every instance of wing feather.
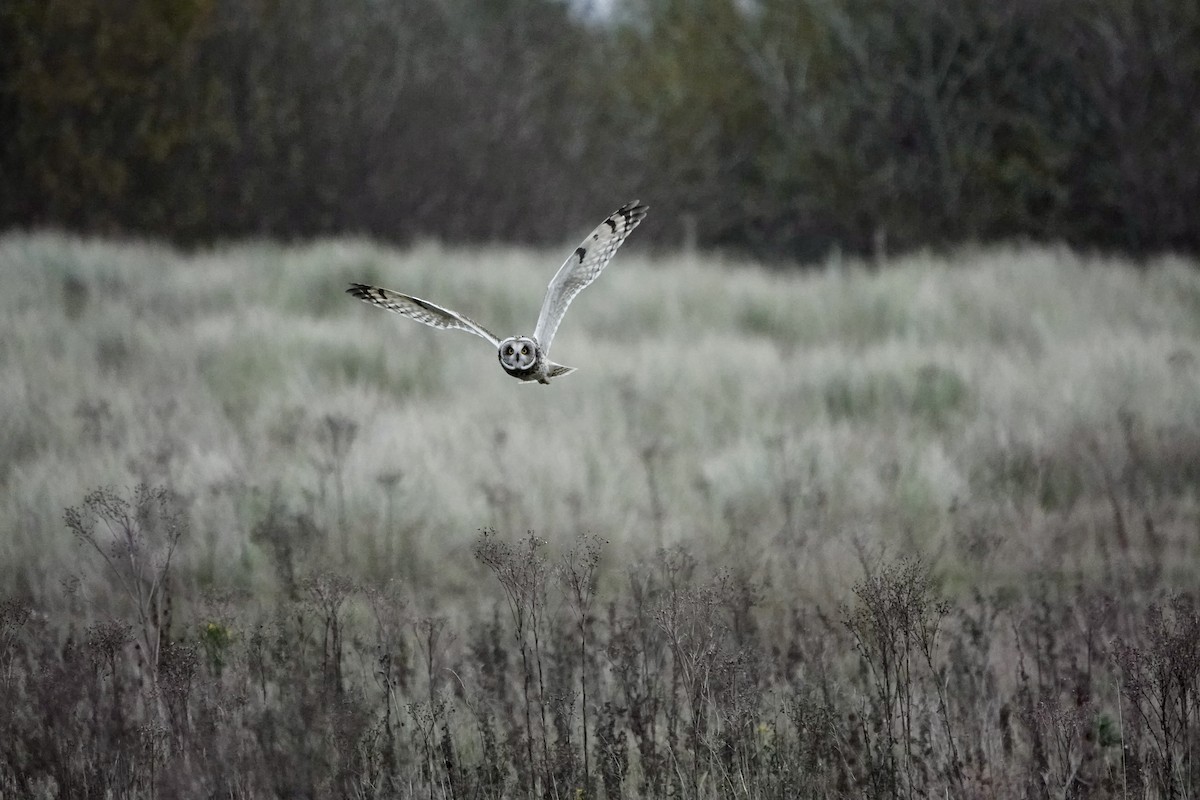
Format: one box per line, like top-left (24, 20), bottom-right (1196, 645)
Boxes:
top-left (532, 200), bottom-right (648, 354)
top-left (346, 284), bottom-right (501, 347)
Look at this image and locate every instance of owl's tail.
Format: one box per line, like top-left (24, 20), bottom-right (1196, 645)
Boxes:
top-left (546, 361), bottom-right (576, 381)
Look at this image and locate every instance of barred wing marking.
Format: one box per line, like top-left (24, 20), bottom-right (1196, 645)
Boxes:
top-left (532, 200), bottom-right (648, 354)
top-left (346, 284), bottom-right (501, 347)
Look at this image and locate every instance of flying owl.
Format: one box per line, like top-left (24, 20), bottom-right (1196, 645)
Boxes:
top-left (347, 200), bottom-right (648, 384)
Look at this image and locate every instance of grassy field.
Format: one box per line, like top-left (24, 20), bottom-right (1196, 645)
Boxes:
top-left (1, 230), bottom-right (1200, 798)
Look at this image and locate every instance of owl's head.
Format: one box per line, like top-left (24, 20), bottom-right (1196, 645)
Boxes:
top-left (498, 336), bottom-right (539, 373)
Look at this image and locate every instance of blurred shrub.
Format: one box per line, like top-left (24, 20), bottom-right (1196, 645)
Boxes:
top-left (1, 0), bottom-right (1197, 257)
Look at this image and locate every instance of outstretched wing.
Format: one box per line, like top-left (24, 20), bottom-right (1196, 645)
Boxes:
top-left (533, 200), bottom-right (648, 354)
top-left (346, 283), bottom-right (501, 347)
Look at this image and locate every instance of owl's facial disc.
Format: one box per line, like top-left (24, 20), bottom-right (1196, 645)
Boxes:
top-left (499, 337), bottom-right (538, 371)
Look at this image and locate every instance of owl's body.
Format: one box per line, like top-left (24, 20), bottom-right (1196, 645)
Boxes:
top-left (347, 201), bottom-right (648, 385)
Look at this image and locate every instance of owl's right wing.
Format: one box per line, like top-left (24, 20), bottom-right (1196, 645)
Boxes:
top-left (347, 283), bottom-right (501, 347)
top-left (533, 200), bottom-right (648, 355)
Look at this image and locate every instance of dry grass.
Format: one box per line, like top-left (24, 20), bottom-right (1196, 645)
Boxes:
top-left (1, 230), bottom-right (1200, 797)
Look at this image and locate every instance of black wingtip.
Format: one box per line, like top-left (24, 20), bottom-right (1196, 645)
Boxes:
top-left (617, 200), bottom-right (649, 225)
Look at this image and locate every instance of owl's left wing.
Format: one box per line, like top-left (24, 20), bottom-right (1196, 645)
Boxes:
top-left (346, 283), bottom-right (501, 347)
top-left (533, 200), bottom-right (648, 354)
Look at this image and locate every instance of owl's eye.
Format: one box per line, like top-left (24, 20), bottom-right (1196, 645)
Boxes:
top-left (521, 346), bottom-right (529, 356)
top-left (505, 345), bottom-right (514, 356)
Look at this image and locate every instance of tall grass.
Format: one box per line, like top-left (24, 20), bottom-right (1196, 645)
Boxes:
top-left (1, 231), bottom-right (1199, 796)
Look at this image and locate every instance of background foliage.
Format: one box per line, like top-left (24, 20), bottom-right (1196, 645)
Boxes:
top-left (2, 0), bottom-right (1199, 258)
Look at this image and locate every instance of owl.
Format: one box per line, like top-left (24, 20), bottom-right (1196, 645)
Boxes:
top-left (348, 200), bottom-right (648, 384)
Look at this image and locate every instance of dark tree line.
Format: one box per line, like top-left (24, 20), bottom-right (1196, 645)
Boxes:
top-left (1, 0), bottom-right (1198, 259)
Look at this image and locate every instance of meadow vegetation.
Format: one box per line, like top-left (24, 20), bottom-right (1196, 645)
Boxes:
top-left (1, 230), bottom-right (1200, 797)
